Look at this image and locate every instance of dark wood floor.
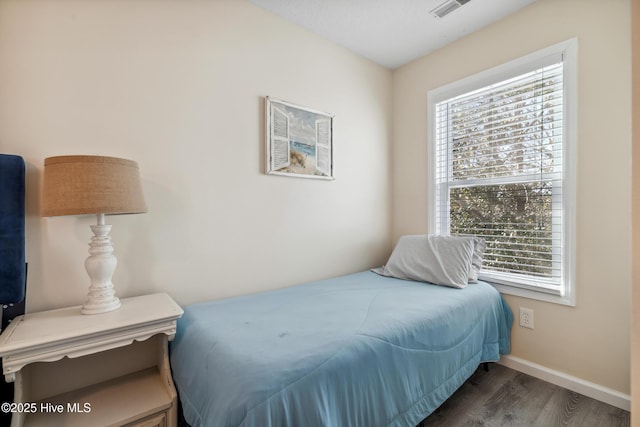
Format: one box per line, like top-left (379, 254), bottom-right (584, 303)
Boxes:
top-left (419, 364), bottom-right (630, 427)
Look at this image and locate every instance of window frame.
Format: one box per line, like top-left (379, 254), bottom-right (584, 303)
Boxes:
top-left (427, 38), bottom-right (577, 306)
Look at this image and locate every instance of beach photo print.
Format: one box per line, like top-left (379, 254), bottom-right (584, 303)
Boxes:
top-left (265, 97), bottom-right (334, 180)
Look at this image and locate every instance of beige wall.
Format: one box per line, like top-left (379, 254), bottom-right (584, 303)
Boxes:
top-left (632, 0), bottom-right (639, 420)
top-left (0, 1), bottom-right (393, 311)
top-left (393, 0), bottom-right (631, 394)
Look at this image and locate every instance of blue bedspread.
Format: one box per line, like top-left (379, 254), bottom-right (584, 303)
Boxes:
top-left (170, 271), bottom-right (513, 427)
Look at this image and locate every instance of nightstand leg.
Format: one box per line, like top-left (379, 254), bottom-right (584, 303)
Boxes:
top-left (10, 372), bottom-right (26, 427)
top-left (157, 335), bottom-right (177, 427)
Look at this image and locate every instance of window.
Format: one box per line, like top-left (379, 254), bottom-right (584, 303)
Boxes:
top-left (428, 39), bottom-right (576, 305)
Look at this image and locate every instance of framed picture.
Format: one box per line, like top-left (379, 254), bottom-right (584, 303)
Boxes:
top-left (265, 97), bottom-right (334, 180)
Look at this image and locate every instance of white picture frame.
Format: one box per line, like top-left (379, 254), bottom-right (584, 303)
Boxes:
top-left (265, 97), bottom-right (334, 180)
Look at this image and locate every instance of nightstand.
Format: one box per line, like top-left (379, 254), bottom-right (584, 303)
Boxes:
top-left (0, 293), bottom-right (183, 427)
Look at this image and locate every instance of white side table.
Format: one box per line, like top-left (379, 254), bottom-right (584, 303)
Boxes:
top-left (0, 293), bottom-right (183, 427)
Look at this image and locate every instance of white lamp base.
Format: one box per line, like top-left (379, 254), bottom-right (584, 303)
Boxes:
top-left (82, 214), bottom-right (121, 315)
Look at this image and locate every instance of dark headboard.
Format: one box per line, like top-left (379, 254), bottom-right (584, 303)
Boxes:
top-left (0, 155), bottom-right (26, 422)
top-left (0, 154), bottom-right (26, 304)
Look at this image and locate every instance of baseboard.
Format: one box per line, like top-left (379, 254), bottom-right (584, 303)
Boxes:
top-left (498, 355), bottom-right (630, 411)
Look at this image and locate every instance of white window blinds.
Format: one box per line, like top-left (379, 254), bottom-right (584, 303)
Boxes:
top-left (434, 59), bottom-right (566, 294)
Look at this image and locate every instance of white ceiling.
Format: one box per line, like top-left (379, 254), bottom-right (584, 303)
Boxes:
top-left (247, 0), bottom-right (537, 69)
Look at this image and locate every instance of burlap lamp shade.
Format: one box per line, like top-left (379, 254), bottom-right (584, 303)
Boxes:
top-left (42, 155), bottom-right (147, 217)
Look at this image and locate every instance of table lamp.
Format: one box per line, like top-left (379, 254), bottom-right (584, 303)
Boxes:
top-left (42, 155), bottom-right (147, 314)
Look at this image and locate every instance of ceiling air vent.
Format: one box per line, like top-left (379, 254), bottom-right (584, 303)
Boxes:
top-left (430, 0), bottom-right (472, 18)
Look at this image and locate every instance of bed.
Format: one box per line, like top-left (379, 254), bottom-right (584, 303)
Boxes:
top-left (170, 269), bottom-right (513, 427)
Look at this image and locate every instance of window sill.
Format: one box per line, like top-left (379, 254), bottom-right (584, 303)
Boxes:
top-left (489, 282), bottom-right (575, 306)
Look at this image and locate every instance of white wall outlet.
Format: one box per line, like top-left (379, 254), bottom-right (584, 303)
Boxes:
top-left (519, 307), bottom-right (534, 329)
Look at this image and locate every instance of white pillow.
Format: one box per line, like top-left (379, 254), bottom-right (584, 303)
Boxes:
top-left (465, 237), bottom-right (487, 284)
top-left (378, 234), bottom-right (475, 289)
